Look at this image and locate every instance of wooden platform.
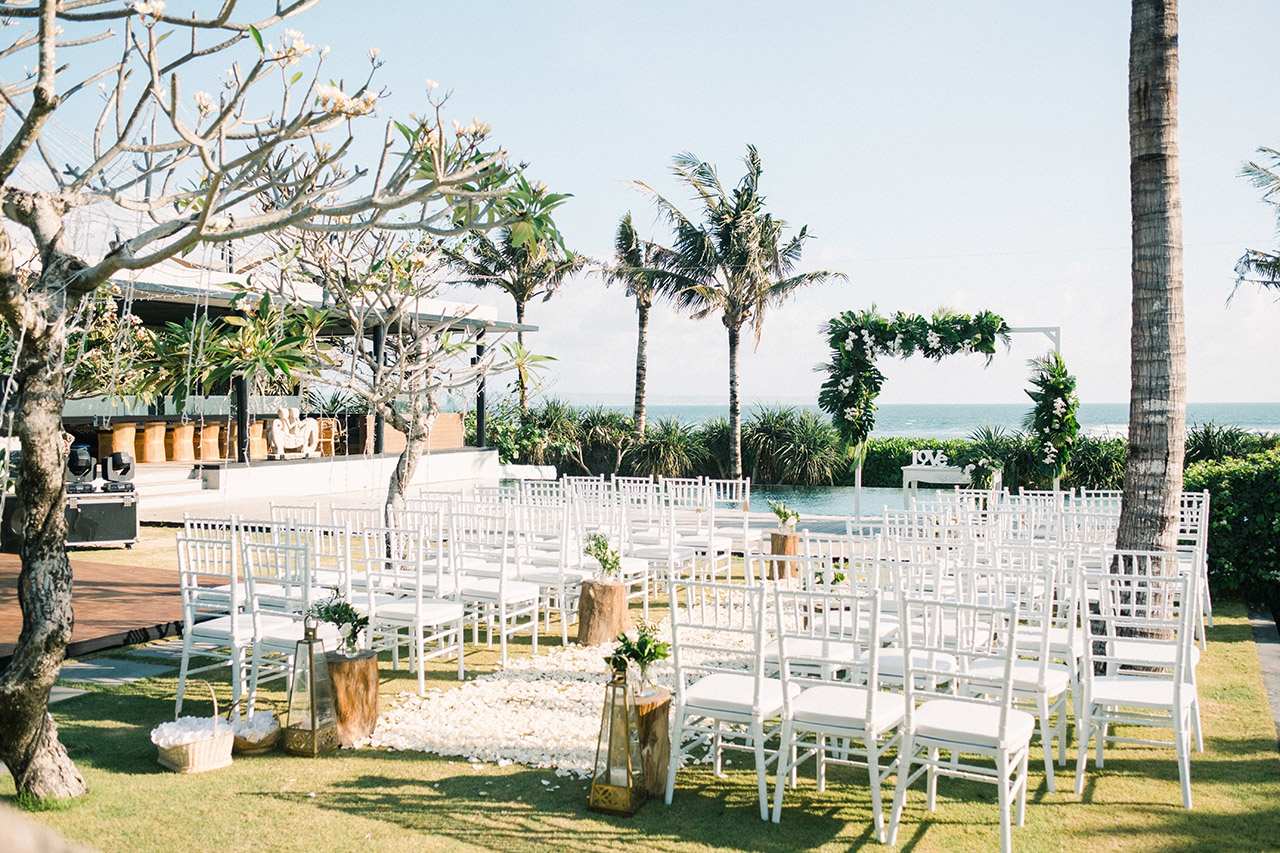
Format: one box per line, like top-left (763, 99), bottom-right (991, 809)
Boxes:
top-left (0, 555), bottom-right (182, 667)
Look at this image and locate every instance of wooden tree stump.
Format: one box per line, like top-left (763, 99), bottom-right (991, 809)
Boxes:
top-left (577, 579), bottom-right (631, 646)
top-left (324, 651), bottom-right (378, 746)
top-left (635, 687), bottom-right (671, 798)
top-left (769, 533), bottom-right (799, 579)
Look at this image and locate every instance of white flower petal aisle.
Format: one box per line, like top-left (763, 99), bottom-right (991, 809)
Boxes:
top-left (363, 617), bottom-right (757, 777)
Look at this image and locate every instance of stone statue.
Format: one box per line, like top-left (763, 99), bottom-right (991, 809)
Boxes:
top-left (269, 407), bottom-right (320, 458)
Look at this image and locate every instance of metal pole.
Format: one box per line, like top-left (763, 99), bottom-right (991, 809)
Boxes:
top-left (475, 331), bottom-right (486, 448)
top-left (234, 374), bottom-right (250, 463)
top-left (372, 323), bottom-right (385, 455)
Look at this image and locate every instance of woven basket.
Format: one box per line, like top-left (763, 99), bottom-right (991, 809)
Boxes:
top-left (228, 699), bottom-right (280, 756)
top-left (155, 681), bottom-right (234, 774)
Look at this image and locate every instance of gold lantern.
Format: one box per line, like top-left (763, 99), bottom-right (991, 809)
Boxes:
top-left (589, 661), bottom-right (646, 815)
top-left (283, 619), bottom-right (341, 757)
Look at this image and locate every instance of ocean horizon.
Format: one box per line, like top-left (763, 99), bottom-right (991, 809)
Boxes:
top-left (554, 398), bottom-right (1280, 440)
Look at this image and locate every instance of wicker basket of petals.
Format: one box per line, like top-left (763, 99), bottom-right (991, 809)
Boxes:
top-left (151, 681), bottom-right (234, 773)
top-left (228, 699), bottom-right (281, 755)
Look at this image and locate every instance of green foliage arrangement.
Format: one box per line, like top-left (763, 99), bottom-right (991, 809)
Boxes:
top-left (818, 306), bottom-right (1011, 447)
top-left (767, 498), bottom-right (800, 531)
top-left (583, 533), bottom-right (621, 580)
top-left (1022, 352), bottom-right (1080, 482)
top-left (308, 588), bottom-right (369, 656)
top-left (606, 619), bottom-right (671, 688)
top-left (1184, 449), bottom-right (1280, 607)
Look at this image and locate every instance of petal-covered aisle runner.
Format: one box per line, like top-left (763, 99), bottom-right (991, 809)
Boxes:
top-left (364, 620), bottom-right (755, 777)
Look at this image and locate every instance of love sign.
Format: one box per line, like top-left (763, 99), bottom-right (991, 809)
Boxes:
top-left (911, 449), bottom-right (949, 467)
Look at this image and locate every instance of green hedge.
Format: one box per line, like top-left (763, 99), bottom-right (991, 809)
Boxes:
top-left (1184, 449), bottom-right (1280, 606)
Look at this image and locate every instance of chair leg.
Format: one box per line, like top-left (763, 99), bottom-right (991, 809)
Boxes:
top-left (1037, 693), bottom-right (1056, 792)
top-left (997, 749), bottom-right (1012, 853)
top-left (455, 620), bottom-right (466, 681)
top-left (867, 736), bottom-right (887, 844)
top-left (926, 747), bottom-right (939, 811)
top-left (1177, 710), bottom-right (1193, 810)
top-left (771, 719), bottom-right (794, 823)
top-left (886, 732), bottom-right (915, 846)
top-left (665, 712), bottom-right (685, 805)
top-left (751, 721), bottom-right (769, 821)
top-left (1016, 747), bottom-right (1029, 826)
top-left (1074, 704), bottom-right (1092, 795)
top-left (175, 635), bottom-right (193, 716)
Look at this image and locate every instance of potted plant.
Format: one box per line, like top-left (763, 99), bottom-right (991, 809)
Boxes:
top-left (307, 588), bottom-right (376, 746)
top-left (607, 619), bottom-right (670, 698)
top-left (578, 533), bottom-right (631, 646)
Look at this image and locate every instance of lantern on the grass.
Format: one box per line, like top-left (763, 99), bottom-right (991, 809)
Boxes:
top-left (589, 660), bottom-right (645, 815)
top-left (283, 618), bottom-right (340, 757)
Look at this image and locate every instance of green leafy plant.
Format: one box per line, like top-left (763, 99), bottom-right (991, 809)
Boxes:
top-left (308, 588), bottom-right (369, 656)
top-left (1022, 351), bottom-right (1080, 483)
top-left (583, 533), bottom-right (621, 580)
top-left (606, 619), bottom-right (670, 692)
top-left (767, 499), bottom-right (800, 532)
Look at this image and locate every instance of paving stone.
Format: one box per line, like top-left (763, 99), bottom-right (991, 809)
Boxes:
top-left (128, 638), bottom-right (187, 661)
top-left (49, 685), bottom-right (90, 704)
top-left (59, 657), bottom-right (173, 685)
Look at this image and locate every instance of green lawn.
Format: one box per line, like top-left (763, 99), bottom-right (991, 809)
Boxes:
top-left (8, 601), bottom-right (1279, 852)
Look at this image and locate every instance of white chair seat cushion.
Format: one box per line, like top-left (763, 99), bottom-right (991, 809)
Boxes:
top-left (1015, 625), bottom-right (1085, 658)
top-left (459, 577), bottom-right (540, 603)
top-left (791, 684), bottom-right (907, 734)
top-left (679, 534), bottom-right (734, 552)
top-left (1089, 676), bottom-right (1196, 710)
top-left (520, 568), bottom-right (591, 586)
top-left (682, 672), bottom-right (798, 719)
top-left (913, 698), bottom-right (1036, 750)
top-left (763, 637), bottom-right (860, 669)
top-left (190, 613), bottom-right (293, 643)
top-left (373, 597), bottom-right (464, 625)
top-left (968, 658), bottom-right (1072, 695)
top-left (1109, 639), bottom-right (1200, 669)
top-left (256, 619), bottom-right (343, 649)
top-left (630, 544), bottom-right (696, 561)
top-left (873, 648), bottom-right (959, 680)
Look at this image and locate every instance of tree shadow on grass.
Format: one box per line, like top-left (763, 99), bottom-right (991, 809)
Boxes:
top-left (250, 762), bottom-right (854, 853)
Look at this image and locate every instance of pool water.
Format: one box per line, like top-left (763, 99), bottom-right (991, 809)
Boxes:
top-left (751, 485), bottom-right (906, 518)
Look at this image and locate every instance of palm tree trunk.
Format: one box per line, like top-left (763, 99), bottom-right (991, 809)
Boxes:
top-left (515, 301), bottom-right (528, 413)
top-left (1118, 0), bottom-right (1186, 555)
top-left (633, 299), bottom-right (649, 436)
top-left (727, 322), bottom-right (743, 479)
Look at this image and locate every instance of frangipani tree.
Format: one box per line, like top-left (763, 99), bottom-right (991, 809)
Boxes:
top-left (0, 0), bottom-right (551, 801)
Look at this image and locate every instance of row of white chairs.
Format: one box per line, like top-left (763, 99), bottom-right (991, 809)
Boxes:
top-left (662, 553), bottom-right (1201, 852)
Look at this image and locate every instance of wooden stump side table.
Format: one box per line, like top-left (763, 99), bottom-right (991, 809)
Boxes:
top-left (324, 650), bottom-right (379, 747)
top-left (577, 579), bottom-right (632, 646)
top-left (635, 687), bottom-right (671, 798)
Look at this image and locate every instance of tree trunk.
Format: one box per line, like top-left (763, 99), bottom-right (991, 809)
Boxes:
top-left (633, 299), bottom-right (649, 436)
top-left (1118, 0), bottom-right (1185, 555)
top-left (726, 322), bottom-right (742, 480)
top-left (0, 256), bottom-right (89, 800)
top-left (384, 400), bottom-right (437, 511)
top-left (515, 301), bottom-right (528, 413)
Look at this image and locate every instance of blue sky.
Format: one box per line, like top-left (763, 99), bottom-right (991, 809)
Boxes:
top-left (250, 3), bottom-right (1279, 404)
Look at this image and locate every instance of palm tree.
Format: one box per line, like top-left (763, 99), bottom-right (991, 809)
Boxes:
top-left (444, 229), bottom-right (587, 410)
top-left (1234, 147), bottom-right (1280, 294)
top-left (603, 212), bottom-right (676, 436)
top-left (1118, 0), bottom-right (1186, 554)
top-left (632, 146), bottom-right (846, 478)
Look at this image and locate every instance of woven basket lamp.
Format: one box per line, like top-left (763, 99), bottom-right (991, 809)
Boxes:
top-left (589, 661), bottom-right (646, 815)
top-left (283, 619), bottom-right (341, 757)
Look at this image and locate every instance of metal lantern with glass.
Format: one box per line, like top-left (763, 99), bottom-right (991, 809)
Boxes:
top-left (588, 660), bottom-right (646, 815)
top-left (283, 618), bottom-right (341, 757)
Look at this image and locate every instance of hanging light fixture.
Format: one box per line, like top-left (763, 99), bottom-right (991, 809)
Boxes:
top-left (588, 661), bottom-right (646, 815)
top-left (283, 618), bottom-right (341, 757)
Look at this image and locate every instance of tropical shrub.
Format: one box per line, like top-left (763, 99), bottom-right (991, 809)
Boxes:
top-left (624, 418), bottom-right (706, 478)
top-left (1184, 449), bottom-right (1280, 607)
top-left (743, 405), bottom-right (803, 484)
top-left (1184, 422), bottom-right (1262, 467)
top-left (698, 417), bottom-right (733, 479)
top-left (1062, 435), bottom-right (1127, 491)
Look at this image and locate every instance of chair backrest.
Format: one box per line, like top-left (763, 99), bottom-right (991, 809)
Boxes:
top-left (522, 479), bottom-right (567, 506)
top-left (772, 586), bottom-right (884, 713)
top-left (270, 502), bottom-right (320, 526)
top-left (331, 504), bottom-right (386, 533)
top-left (668, 581), bottom-right (769, 712)
top-left (450, 503), bottom-right (513, 575)
top-left (663, 478), bottom-right (709, 512)
top-left (240, 538), bottom-right (317, 619)
top-left (707, 477), bottom-right (751, 512)
top-left (181, 514), bottom-right (239, 579)
top-left (1061, 507), bottom-right (1120, 549)
top-left (471, 484), bottom-right (519, 505)
top-left (176, 532), bottom-right (240, 628)
top-left (1081, 568), bottom-right (1193, 686)
top-left (899, 598), bottom-right (1020, 737)
top-left (307, 521), bottom-right (354, 598)
top-left (359, 525), bottom-right (452, 603)
top-left (517, 501), bottom-right (574, 569)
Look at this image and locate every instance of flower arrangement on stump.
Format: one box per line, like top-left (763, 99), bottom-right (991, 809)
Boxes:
top-left (308, 588), bottom-right (369, 657)
top-left (607, 620), bottom-right (671, 698)
top-left (584, 532), bottom-right (622, 581)
top-left (1022, 351), bottom-right (1079, 487)
top-left (767, 499), bottom-right (800, 534)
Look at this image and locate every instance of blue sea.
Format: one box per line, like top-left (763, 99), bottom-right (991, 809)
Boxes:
top-left (581, 401), bottom-right (1280, 440)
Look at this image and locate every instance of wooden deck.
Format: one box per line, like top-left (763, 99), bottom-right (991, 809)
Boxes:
top-left (0, 555), bottom-right (182, 666)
